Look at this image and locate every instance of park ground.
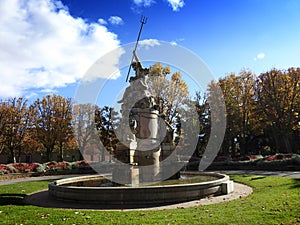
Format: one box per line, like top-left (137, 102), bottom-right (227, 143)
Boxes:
top-left (0, 170), bottom-right (299, 224)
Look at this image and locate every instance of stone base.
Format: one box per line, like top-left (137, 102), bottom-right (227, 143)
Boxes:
top-left (160, 143), bottom-right (176, 161)
top-left (112, 164), bottom-right (131, 184)
top-left (114, 142), bottom-right (130, 164)
top-left (221, 180), bottom-right (234, 194)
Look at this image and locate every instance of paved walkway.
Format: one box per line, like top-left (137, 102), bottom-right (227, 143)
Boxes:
top-left (0, 174), bottom-right (80, 186)
top-left (214, 170), bottom-right (300, 179)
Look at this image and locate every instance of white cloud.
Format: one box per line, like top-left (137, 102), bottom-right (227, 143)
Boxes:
top-left (98, 18), bottom-right (107, 25)
top-left (132, 0), bottom-right (184, 11)
top-left (254, 53), bottom-right (265, 61)
top-left (40, 88), bottom-right (57, 93)
top-left (167, 0), bottom-right (185, 11)
top-left (139, 39), bottom-right (161, 47)
top-left (0, 0), bottom-right (121, 98)
top-left (132, 0), bottom-right (185, 12)
top-left (83, 47), bottom-right (125, 82)
top-left (257, 53), bottom-right (265, 59)
top-left (133, 0), bottom-right (156, 7)
top-left (138, 39), bottom-right (161, 50)
top-left (108, 16), bottom-right (124, 25)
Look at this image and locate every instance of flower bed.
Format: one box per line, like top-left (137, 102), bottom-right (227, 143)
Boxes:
top-left (263, 153), bottom-right (294, 161)
top-left (189, 154), bottom-right (300, 171)
top-left (0, 160), bottom-right (92, 175)
top-left (232, 155), bottom-right (263, 161)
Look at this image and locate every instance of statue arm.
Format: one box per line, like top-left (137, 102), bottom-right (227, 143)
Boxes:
top-left (133, 50), bottom-right (140, 63)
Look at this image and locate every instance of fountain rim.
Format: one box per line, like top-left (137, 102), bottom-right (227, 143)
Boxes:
top-left (49, 171), bottom-right (229, 190)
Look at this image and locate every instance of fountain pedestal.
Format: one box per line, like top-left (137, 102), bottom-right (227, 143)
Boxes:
top-left (113, 107), bottom-right (162, 184)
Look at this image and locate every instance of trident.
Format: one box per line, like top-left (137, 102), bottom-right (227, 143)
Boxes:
top-left (125, 16), bottom-right (148, 82)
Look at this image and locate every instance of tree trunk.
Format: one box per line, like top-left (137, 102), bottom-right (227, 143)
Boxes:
top-left (45, 145), bottom-right (53, 162)
top-left (240, 137), bottom-right (246, 156)
top-left (18, 146), bottom-right (22, 163)
top-left (9, 148), bottom-right (16, 163)
top-left (78, 149), bottom-right (84, 160)
top-left (282, 135), bottom-right (291, 153)
top-left (58, 142), bottom-right (64, 162)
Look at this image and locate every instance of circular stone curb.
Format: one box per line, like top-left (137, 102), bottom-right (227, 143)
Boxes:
top-left (24, 182), bottom-right (252, 211)
top-left (47, 172), bottom-right (229, 206)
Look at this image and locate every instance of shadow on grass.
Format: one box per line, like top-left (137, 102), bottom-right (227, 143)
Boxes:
top-left (250, 176), bottom-right (266, 180)
top-left (0, 193), bottom-right (27, 205)
top-left (290, 178), bottom-right (300, 189)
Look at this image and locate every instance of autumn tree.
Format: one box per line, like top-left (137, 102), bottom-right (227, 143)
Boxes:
top-left (0, 100), bottom-right (8, 154)
top-left (20, 134), bottom-right (44, 156)
top-left (0, 98), bottom-right (31, 163)
top-left (32, 95), bottom-right (73, 161)
top-left (193, 91), bottom-right (211, 157)
top-left (255, 67), bottom-right (300, 153)
top-left (203, 80), bottom-right (227, 164)
top-left (218, 71), bottom-right (257, 156)
top-left (55, 96), bottom-right (73, 161)
top-left (72, 103), bottom-right (98, 160)
top-left (95, 106), bottom-right (119, 160)
top-left (148, 62), bottom-right (190, 133)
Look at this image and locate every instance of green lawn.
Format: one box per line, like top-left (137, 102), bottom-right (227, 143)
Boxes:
top-left (0, 175), bottom-right (299, 225)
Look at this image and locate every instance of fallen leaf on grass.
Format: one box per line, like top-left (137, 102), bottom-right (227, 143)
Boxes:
top-left (36, 213), bottom-right (50, 219)
top-left (165, 213), bottom-right (173, 218)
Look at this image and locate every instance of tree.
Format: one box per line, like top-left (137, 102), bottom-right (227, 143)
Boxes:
top-left (148, 62), bottom-right (190, 133)
top-left (193, 91), bottom-right (210, 157)
top-left (72, 103), bottom-right (98, 160)
top-left (255, 67), bottom-right (300, 153)
top-left (55, 96), bottom-right (73, 161)
top-left (0, 100), bottom-right (8, 154)
top-left (95, 106), bottom-right (119, 161)
top-left (20, 133), bottom-right (44, 156)
top-left (32, 95), bottom-right (73, 161)
top-left (0, 98), bottom-right (31, 163)
top-left (213, 70), bottom-right (257, 157)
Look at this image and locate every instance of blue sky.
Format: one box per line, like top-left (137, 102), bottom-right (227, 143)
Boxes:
top-left (0, 0), bottom-right (300, 105)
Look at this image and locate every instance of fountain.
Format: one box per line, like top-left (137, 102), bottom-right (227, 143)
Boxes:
top-left (48, 172), bottom-right (233, 207)
top-left (47, 17), bottom-right (234, 209)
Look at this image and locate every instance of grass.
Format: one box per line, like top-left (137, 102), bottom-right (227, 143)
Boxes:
top-left (0, 175), bottom-right (299, 225)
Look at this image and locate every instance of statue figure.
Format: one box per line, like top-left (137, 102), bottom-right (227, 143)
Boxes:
top-left (131, 50), bottom-right (149, 81)
top-left (118, 49), bottom-right (156, 110)
top-left (117, 48), bottom-right (156, 143)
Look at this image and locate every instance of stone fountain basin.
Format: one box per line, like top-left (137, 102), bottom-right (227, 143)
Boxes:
top-left (48, 172), bottom-right (233, 206)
